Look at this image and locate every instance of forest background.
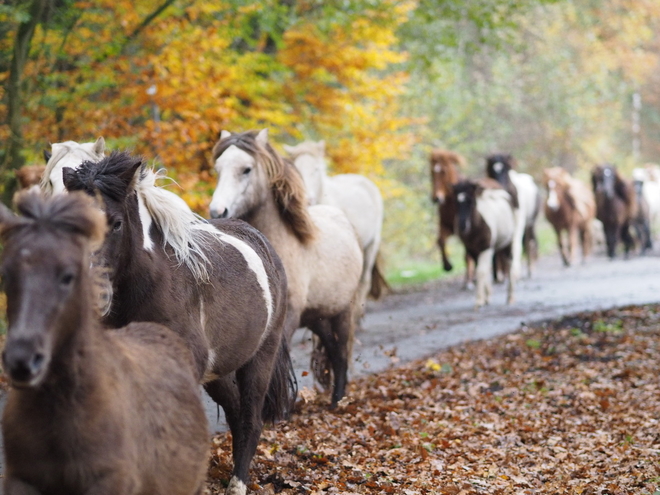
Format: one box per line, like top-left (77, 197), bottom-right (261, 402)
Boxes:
top-left (1, 0), bottom-right (659, 280)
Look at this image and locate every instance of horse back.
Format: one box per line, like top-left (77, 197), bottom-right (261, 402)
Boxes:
top-left (477, 189), bottom-right (516, 250)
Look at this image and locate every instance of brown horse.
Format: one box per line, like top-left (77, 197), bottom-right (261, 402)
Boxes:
top-left (62, 152), bottom-right (296, 495)
top-left (15, 165), bottom-right (46, 189)
top-left (429, 149), bottom-right (474, 287)
top-left (591, 164), bottom-right (637, 259)
top-left (0, 191), bottom-right (208, 494)
top-left (543, 167), bottom-right (596, 266)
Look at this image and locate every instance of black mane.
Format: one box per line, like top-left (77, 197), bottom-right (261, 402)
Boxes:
top-left (64, 150), bottom-right (144, 201)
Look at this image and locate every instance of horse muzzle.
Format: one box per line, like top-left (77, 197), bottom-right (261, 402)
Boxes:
top-left (2, 338), bottom-right (48, 387)
top-left (209, 207), bottom-right (229, 219)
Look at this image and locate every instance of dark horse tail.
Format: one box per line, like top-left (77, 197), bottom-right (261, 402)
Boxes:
top-left (369, 252), bottom-right (391, 300)
top-left (262, 335), bottom-right (298, 423)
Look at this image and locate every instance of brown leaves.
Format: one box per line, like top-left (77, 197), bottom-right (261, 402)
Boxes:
top-left (207, 305), bottom-right (660, 493)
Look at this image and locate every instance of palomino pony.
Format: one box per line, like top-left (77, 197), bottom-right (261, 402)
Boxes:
top-left (429, 148), bottom-right (475, 288)
top-left (0, 191), bottom-right (208, 494)
top-left (284, 140), bottom-right (386, 314)
top-left (543, 167), bottom-right (596, 266)
top-left (591, 164), bottom-right (637, 259)
top-left (453, 179), bottom-right (516, 308)
top-left (63, 151), bottom-right (296, 495)
top-left (41, 137), bottom-right (106, 194)
top-left (210, 129), bottom-right (363, 407)
top-left (486, 154), bottom-right (541, 279)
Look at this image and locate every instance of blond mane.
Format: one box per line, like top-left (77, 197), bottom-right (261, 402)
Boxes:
top-left (213, 131), bottom-right (317, 244)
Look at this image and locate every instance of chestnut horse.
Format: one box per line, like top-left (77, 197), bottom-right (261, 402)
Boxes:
top-left (210, 129), bottom-right (363, 407)
top-left (429, 149), bottom-right (475, 287)
top-left (543, 167), bottom-right (596, 266)
top-left (591, 164), bottom-right (637, 259)
top-left (0, 191), bottom-right (208, 494)
top-left (453, 179), bottom-right (516, 308)
top-left (63, 152), bottom-right (296, 495)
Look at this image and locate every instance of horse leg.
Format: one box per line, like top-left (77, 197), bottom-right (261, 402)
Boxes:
top-left (621, 223), bottom-right (635, 258)
top-left (438, 225), bottom-right (453, 271)
top-left (568, 226), bottom-right (580, 266)
top-left (555, 226), bottom-right (569, 266)
top-left (581, 223), bottom-right (592, 262)
top-left (475, 248), bottom-right (494, 308)
top-left (227, 330), bottom-right (287, 495)
top-left (499, 246), bottom-right (514, 304)
top-left (356, 239), bottom-right (379, 325)
top-left (510, 208), bottom-right (526, 281)
top-left (605, 225), bottom-right (617, 259)
top-left (463, 252), bottom-right (475, 290)
top-left (310, 310), bottom-right (353, 407)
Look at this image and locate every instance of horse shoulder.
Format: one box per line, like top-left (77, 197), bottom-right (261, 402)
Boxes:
top-left (477, 190), bottom-right (515, 247)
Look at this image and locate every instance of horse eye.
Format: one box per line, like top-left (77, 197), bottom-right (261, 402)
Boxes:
top-left (242, 167), bottom-right (252, 175)
top-left (112, 220), bottom-right (122, 232)
top-left (60, 273), bottom-right (74, 287)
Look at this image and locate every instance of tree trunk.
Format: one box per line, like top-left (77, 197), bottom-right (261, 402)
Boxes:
top-left (2, 0), bottom-right (49, 176)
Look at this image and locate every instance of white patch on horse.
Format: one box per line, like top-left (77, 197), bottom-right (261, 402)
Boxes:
top-left (137, 194), bottom-right (154, 251)
top-left (203, 347), bottom-right (219, 383)
top-left (219, 233), bottom-right (273, 333)
top-left (226, 477), bottom-right (247, 495)
top-left (433, 164), bottom-right (441, 173)
top-left (493, 162), bottom-right (504, 173)
top-left (457, 192), bottom-right (466, 202)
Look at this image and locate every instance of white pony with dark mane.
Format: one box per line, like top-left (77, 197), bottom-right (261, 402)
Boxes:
top-left (41, 137), bottom-right (106, 194)
top-left (283, 140), bottom-right (387, 314)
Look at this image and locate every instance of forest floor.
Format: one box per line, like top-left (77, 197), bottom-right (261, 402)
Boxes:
top-left (207, 304), bottom-right (660, 494)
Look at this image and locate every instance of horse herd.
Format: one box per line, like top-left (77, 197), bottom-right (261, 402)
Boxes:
top-left (430, 149), bottom-right (657, 307)
top-left (2, 132), bottom-right (656, 494)
top-left (1, 131), bottom-right (384, 494)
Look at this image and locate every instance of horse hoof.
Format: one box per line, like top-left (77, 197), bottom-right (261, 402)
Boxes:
top-left (463, 282), bottom-right (475, 291)
top-left (226, 477), bottom-right (247, 495)
top-left (443, 261), bottom-right (453, 271)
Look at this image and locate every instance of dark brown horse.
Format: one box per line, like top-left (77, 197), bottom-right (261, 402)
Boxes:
top-left (62, 152), bottom-right (296, 495)
top-left (543, 167), bottom-right (596, 266)
top-left (591, 164), bottom-right (637, 259)
top-left (429, 149), bottom-right (475, 287)
top-left (0, 191), bottom-right (208, 494)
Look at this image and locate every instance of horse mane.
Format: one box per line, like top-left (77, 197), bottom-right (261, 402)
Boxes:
top-left (65, 151), bottom-right (225, 282)
top-left (0, 190), bottom-right (105, 246)
top-left (213, 131), bottom-right (317, 244)
top-left (40, 141), bottom-right (105, 194)
top-left (430, 149), bottom-right (465, 168)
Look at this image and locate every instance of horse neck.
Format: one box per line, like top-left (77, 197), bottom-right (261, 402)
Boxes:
top-left (242, 189), bottom-right (294, 252)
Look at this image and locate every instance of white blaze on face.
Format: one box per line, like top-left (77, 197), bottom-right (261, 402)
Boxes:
top-left (493, 162), bottom-right (504, 174)
top-left (457, 192), bottom-right (467, 203)
top-left (546, 179), bottom-right (560, 211)
top-left (433, 164), bottom-right (441, 173)
top-left (210, 145), bottom-right (255, 218)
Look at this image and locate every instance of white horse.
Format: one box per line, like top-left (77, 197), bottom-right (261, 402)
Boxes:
top-left (210, 129), bottom-right (363, 407)
top-left (453, 179), bottom-right (516, 308)
top-left (486, 154), bottom-right (540, 280)
top-left (633, 165), bottom-right (660, 237)
top-left (41, 137), bottom-right (106, 194)
top-left (283, 140), bottom-right (386, 316)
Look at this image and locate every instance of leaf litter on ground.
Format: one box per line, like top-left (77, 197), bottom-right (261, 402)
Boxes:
top-left (207, 304), bottom-right (660, 494)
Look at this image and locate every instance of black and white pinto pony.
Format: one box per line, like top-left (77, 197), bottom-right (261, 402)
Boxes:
top-left (209, 129), bottom-right (363, 407)
top-left (453, 179), bottom-right (516, 308)
top-left (486, 154), bottom-right (540, 280)
top-left (62, 151), bottom-right (296, 495)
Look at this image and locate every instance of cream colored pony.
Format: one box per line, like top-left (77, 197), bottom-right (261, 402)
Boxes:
top-left (210, 129), bottom-right (363, 407)
top-left (41, 137), bottom-right (106, 194)
top-left (284, 140), bottom-right (386, 317)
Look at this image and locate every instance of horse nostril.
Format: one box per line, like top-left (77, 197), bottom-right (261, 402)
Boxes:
top-left (219, 209), bottom-right (228, 219)
top-left (30, 353), bottom-right (45, 375)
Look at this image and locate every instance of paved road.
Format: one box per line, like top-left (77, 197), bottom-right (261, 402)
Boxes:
top-left (2, 251), bottom-right (660, 484)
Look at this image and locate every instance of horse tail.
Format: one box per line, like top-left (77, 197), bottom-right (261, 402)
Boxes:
top-left (369, 252), bottom-right (391, 300)
top-left (262, 335), bottom-right (298, 424)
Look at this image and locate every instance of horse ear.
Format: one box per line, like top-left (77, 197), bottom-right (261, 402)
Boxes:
top-left (256, 128), bottom-right (269, 147)
top-left (220, 130), bottom-right (232, 140)
top-left (43, 149), bottom-right (52, 162)
top-left (93, 137), bottom-right (105, 156)
top-left (62, 167), bottom-right (79, 192)
top-left (118, 157), bottom-right (144, 189)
